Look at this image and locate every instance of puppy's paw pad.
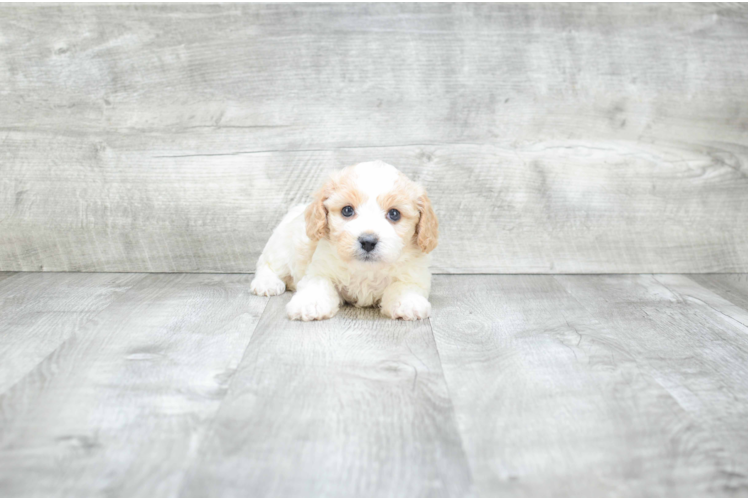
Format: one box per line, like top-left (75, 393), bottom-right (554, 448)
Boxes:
top-left (286, 295), bottom-right (338, 321)
top-left (386, 295), bottom-right (431, 321)
top-left (250, 275), bottom-right (286, 296)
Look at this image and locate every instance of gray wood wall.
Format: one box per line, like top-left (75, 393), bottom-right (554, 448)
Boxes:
top-left (1, 3), bottom-right (747, 273)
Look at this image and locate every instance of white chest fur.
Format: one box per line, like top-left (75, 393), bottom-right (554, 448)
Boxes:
top-left (338, 268), bottom-right (393, 307)
top-left (305, 239), bottom-right (430, 309)
top-left (309, 239), bottom-right (392, 306)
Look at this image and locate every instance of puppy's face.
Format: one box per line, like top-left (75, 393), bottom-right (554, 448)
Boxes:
top-left (305, 161), bottom-right (438, 265)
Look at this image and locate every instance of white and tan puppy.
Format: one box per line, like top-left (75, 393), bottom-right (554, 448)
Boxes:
top-left (250, 160), bottom-right (438, 321)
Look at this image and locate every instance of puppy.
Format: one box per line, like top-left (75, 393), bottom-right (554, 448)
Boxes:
top-left (250, 160), bottom-right (438, 321)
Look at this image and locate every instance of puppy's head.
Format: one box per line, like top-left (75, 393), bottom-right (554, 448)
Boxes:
top-left (305, 161), bottom-right (438, 264)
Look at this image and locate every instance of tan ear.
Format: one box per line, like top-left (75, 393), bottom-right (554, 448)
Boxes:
top-left (305, 178), bottom-right (333, 241)
top-left (416, 191), bottom-right (439, 253)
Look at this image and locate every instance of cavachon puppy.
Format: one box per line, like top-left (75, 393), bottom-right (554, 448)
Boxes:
top-left (250, 160), bottom-right (438, 321)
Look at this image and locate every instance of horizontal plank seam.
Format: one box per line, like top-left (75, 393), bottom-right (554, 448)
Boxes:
top-left (150, 142), bottom-right (505, 158)
top-left (2, 271), bottom-right (747, 277)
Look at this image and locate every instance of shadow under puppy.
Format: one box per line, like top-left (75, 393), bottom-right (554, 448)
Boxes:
top-left (250, 160), bottom-right (438, 321)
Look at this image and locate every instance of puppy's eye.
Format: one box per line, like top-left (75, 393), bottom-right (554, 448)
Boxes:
top-left (387, 208), bottom-right (401, 222)
top-left (341, 206), bottom-right (355, 218)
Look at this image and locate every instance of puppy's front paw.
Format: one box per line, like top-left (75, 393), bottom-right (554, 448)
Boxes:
top-left (384, 294), bottom-right (431, 321)
top-left (250, 274), bottom-right (286, 296)
top-left (286, 293), bottom-right (339, 321)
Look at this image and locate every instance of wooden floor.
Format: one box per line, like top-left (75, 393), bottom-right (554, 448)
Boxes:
top-left (1, 273), bottom-right (747, 497)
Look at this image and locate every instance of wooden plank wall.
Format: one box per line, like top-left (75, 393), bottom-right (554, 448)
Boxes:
top-left (1, 3), bottom-right (747, 273)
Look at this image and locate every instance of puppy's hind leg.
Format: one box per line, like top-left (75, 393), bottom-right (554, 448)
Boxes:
top-left (250, 262), bottom-right (286, 296)
top-left (250, 203), bottom-right (309, 297)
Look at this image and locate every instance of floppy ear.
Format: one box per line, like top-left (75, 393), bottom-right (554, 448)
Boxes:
top-left (416, 191), bottom-right (439, 253)
top-left (305, 178), bottom-right (333, 241)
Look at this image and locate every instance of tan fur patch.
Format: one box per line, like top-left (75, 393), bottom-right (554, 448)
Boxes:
top-left (330, 229), bottom-right (359, 262)
top-left (323, 167), bottom-right (368, 261)
top-left (304, 177), bottom-right (334, 241)
top-left (415, 193), bottom-right (438, 253)
top-left (326, 184), bottom-right (366, 214)
top-left (377, 183), bottom-right (419, 220)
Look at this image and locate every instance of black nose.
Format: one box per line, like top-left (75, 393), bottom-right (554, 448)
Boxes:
top-left (358, 234), bottom-right (378, 253)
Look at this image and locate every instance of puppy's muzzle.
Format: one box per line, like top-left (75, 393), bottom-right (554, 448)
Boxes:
top-left (358, 234), bottom-right (378, 253)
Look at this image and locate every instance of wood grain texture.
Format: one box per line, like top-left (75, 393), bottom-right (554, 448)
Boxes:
top-left (430, 274), bottom-right (748, 496)
top-left (1, 4), bottom-right (748, 273)
top-left (555, 274), bottom-right (748, 496)
top-left (654, 274), bottom-right (748, 330)
top-left (0, 274), bottom-right (268, 497)
top-left (0, 272), bottom-right (143, 394)
top-left (181, 294), bottom-right (474, 497)
top-left (2, 272), bottom-right (748, 496)
top-left (688, 274), bottom-right (748, 315)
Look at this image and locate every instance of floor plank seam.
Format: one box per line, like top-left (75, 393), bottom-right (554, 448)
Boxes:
top-left (549, 275), bottom-right (698, 416)
top-left (425, 317), bottom-right (480, 497)
top-left (551, 274), bottom-right (748, 470)
top-left (0, 273), bottom-right (151, 398)
top-left (4, 273), bottom-right (748, 496)
top-left (651, 275), bottom-right (748, 331)
top-left (175, 293), bottom-right (272, 497)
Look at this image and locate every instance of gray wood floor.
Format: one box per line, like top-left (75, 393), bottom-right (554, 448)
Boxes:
top-left (1, 273), bottom-right (748, 497)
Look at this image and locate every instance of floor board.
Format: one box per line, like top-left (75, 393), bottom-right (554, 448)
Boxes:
top-left (1, 273), bottom-right (747, 496)
top-left (0, 272), bottom-right (144, 394)
top-left (0, 274), bottom-right (267, 497)
top-left (555, 274), bottom-right (748, 495)
top-left (430, 274), bottom-right (748, 496)
top-left (687, 274), bottom-right (748, 318)
top-left (653, 274), bottom-right (748, 331)
top-left (181, 293), bottom-right (474, 497)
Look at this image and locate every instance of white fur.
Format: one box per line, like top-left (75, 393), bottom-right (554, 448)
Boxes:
top-left (250, 161), bottom-right (434, 321)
